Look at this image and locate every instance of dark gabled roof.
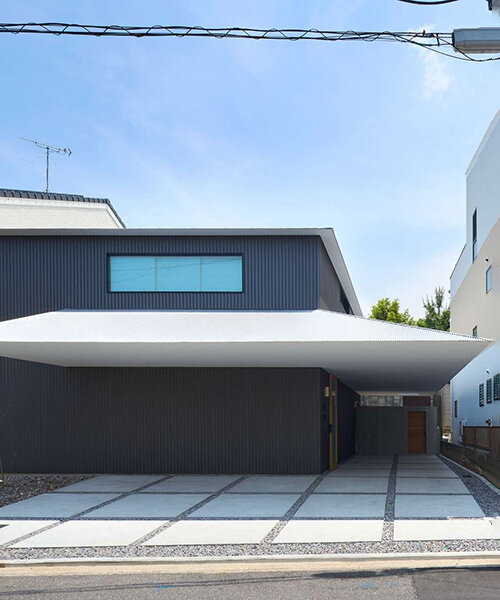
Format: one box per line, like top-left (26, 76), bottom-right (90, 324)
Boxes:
top-left (0, 188), bottom-right (125, 227)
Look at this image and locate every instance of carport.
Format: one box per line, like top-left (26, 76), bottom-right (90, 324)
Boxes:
top-left (0, 309), bottom-right (491, 473)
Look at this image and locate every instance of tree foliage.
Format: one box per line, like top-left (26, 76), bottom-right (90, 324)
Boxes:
top-left (369, 297), bottom-right (415, 325)
top-left (415, 286), bottom-right (450, 331)
top-left (369, 287), bottom-right (450, 331)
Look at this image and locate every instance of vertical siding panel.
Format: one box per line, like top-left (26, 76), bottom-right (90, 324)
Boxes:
top-left (0, 233), bottom-right (342, 474)
top-left (0, 364), bottom-right (322, 474)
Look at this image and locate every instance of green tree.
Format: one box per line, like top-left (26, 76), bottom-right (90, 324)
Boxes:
top-left (369, 297), bottom-right (415, 325)
top-left (416, 286), bottom-right (450, 331)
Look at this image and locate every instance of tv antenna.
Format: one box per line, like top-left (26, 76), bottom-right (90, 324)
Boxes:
top-left (20, 137), bottom-right (72, 192)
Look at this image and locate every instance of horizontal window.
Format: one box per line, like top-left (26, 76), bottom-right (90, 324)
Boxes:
top-left (109, 255), bottom-right (243, 292)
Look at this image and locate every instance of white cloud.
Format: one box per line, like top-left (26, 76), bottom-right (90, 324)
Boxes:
top-left (421, 51), bottom-right (454, 99)
top-left (412, 24), bottom-right (454, 99)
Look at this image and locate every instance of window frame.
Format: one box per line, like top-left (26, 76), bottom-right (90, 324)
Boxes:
top-left (486, 378), bottom-right (493, 404)
top-left (494, 374), bottom-right (500, 401)
top-left (486, 265), bottom-right (492, 293)
top-left (472, 209), bottom-right (478, 262)
top-left (107, 253), bottom-right (245, 294)
top-left (479, 382), bottom-right (485, 407)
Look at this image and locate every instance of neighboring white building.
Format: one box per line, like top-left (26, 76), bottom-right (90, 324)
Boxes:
top-left (450, 111), bottom-right (500, 443)
top-left (0, 188), bottom-right (125, 228)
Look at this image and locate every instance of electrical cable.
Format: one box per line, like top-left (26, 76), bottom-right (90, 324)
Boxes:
top-left (0, 23), bottom-right (498, 62)
top-left (397, 0), bottom-right (459, 5)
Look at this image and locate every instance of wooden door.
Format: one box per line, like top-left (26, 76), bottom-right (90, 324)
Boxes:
top-left (407, 411), bottom-right (426, 454)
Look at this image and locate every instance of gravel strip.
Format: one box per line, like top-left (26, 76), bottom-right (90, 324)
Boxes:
top-left (439, 456), bottom-right (500, 517)
top-left (1, 459), bottom-right (499, 561)
top-left (261, 474), bottom-right (324, 544)
top-left (381, 455), bottom-right (397, 542)
top-left (131, 475), bottom-right (249, 546)
top-left (0, 474), bottom-right (91, 508)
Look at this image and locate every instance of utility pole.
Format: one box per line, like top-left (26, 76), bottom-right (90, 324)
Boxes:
top-left (20, 138), bottom-right (71, 192)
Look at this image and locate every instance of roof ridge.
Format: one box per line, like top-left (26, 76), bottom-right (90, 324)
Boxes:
top-left (0, 188), bottom-right (125, 227)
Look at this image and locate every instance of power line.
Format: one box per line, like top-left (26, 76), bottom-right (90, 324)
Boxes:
top-left (397, 0), bottom-right (459, 5)
top-left (0, 22), bottom-right (498, 62)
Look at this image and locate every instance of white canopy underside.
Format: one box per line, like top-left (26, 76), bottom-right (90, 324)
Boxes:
top-left (0, 310), bottom-right (491, 392)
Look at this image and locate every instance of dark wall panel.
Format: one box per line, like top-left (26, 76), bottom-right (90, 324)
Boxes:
top-left (318, 240), bottom-right (346, 313)
top-left (337, 379), bottom-right (357, 462)
top-left (0, 235), bottom-right (319, 320)
top-left (1, 362), bottom-right (323, 474)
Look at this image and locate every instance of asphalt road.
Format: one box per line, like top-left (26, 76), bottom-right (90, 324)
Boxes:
top-left (0, 567), bottom-right (499, 599)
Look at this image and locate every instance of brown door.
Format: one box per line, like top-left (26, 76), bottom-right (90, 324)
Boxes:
top-left (407, 411), bottom-right (426, 454)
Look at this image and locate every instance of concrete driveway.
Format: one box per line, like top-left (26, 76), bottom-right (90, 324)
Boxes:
top-left (0, 455), bottom-right (498, 553)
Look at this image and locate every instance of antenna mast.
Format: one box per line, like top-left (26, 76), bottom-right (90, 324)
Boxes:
top-left (20, 138), bottom-right (72, 192)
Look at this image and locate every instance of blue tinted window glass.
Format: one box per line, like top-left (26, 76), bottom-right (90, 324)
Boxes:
top-left (109, 255), bottom-right (242, 292)
top-left (156, 257), bottom-right (201, 291)
top-left (201, 256), bottom-right (242, 292)
top-left (109, 256), bottom-right (155, 291)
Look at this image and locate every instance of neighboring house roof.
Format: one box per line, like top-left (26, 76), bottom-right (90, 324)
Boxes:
top-left (0, 309), bottom-right (490, 392)
top-left (0, 188), bottom-right (126, 227)
top-left (0, 227), bottom-right (361, 316)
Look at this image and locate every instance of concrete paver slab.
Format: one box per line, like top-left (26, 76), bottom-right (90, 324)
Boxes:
top-left (397, 463), bottom-right (450, 470)
top-left (144, 520), bottom-right (278, 545)
top-left (394, 518), bottom-right (500, 541)
top-left (328, 469), bottom-right (390, 477)
top-left (10, 520), bottom-right (163, 548)
top-left (395, 494), bottom-right (484, 518)
top-left (397, 469), bottom-right (458, 478)
top-left (55, 475), bottom-right (164, 493)
top-left (337, 463), bottom-right (392, 470)
top-left (189, 493), bottom-right (300, 518)
top-left (273, 520), bottom-right (384, 543)
top-left (294, 494), bottom-right (386, 518)
top-left (398, 455), bottom-right (440, 462)
top-left (143, 476), bottom-right (240, 493)
top-left (0, 493), bottom-right (119, 519)
top-left (314, 477), bottom-right (389, 494)
top-left (227, 476), bottom-right (316, 494)
top-left (0, 520), bottom-right (58, 545)
top-left (349, 455), bottom-right (394, 460)
top-left (82, 493), bottom-right (209, 518)
top-left (396, 478), bottom-right (470, 495)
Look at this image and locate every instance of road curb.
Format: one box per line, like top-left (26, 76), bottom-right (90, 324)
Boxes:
top-left (1, 551), bottom-right (500, 574)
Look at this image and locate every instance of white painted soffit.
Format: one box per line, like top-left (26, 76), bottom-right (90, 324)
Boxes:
top-left (0, 310), bottom-right (491, 393)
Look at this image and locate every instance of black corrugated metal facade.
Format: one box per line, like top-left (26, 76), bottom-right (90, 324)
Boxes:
top-left (0, 235), bottom-right (325, 320)
top-left (0, 232), bottom-right (356, 474)
top-left (1, 364), bottom-right (325, 474)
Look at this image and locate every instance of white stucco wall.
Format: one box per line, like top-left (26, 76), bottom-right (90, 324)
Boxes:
top-left (0, 198), bottom-right (123, 228)
top-left (451, 111), bottom-right (500, 297)
top-left (449, 112), bottom-right (500, 443)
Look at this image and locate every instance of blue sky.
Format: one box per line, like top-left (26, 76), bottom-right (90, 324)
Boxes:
top-left (0, 0), bottom-right (499, 316)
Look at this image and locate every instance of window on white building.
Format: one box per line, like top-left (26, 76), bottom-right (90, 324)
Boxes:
top-left (486, 265), bottom-right (492, 293)
top-left (479, 383), bottom-right (484, 407)
top-left (472, 209), bottom-right (478, 262)
top-left (494, 374), bottom-right (500, 401)
top-left (472, 326), bottom-right (478, 338)
top-left (486, 378), bottom-right (493, 404)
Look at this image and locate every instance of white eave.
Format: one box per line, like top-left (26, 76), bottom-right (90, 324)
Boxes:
top-left (0, 310), bottom-right (491, 393)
